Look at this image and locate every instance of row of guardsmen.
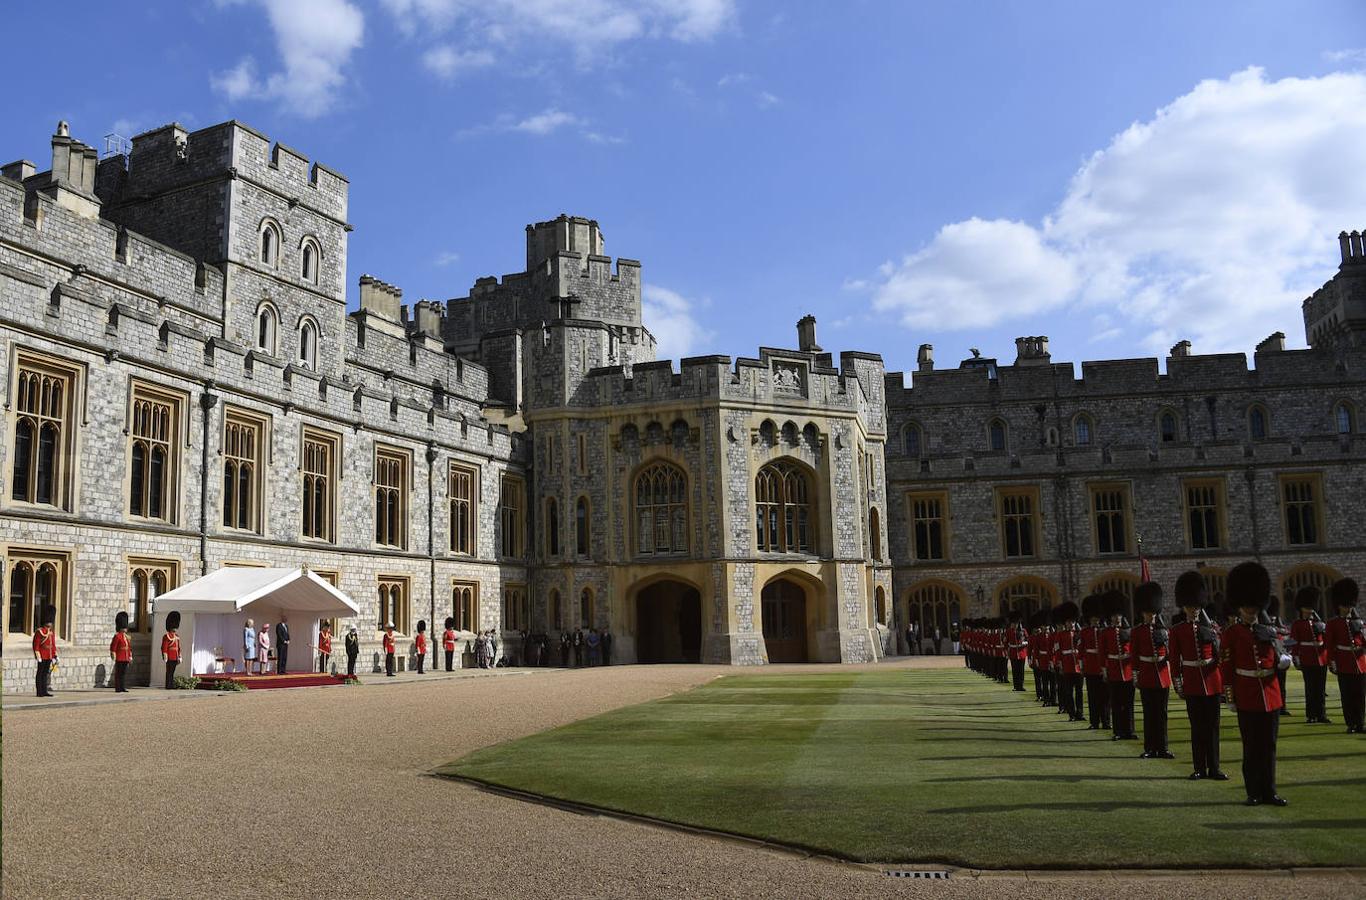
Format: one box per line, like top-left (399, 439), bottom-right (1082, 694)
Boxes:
top-left (960, 563), bottom-right (1366, 807)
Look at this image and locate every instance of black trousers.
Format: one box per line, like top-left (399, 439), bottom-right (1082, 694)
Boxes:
top-left (165, 660), bottom-right (178, 690)
top-left (1109, 681), bottom-right (1135, 737)
top-left (318, 652), bottom-right (330, 674)
top-left (346, 652), bottom-right (358, 677)
top-left (1184, 695), bottom-right (1221, 774)
top-left (1058, 674), bottom-right (1076, 717)
top-left (1010, 658), bottom-right (1025, 690)
top-left (1140, 686), bottom-right (1170, 753)
top-left (445, 649), bottom-right (454, 671)
top-left (1086, 675), bottom-right (1110, 727)
top-left (1301, 666), bottom-right (1327, 720)
top-left (278, 644), bottom-right (289, 674)
top-left (1236, 708), bottom-right (1279, 801)
top-left (1337, 672), bottom-right (1366, 730)
top-left (385, 652), bottom-right (395, 676)
top-left (113, 659), bottom-right (129, 692)
top-left (36, 659), bottom-right (52, 696)
top-left (1070, 674), bottom-right (1084, 718)
top-left (417, 652), bottom-right (425, 674)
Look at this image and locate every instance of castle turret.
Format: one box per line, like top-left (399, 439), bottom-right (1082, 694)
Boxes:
top-left (1303, 229), bottom-right (1366, 349)
top-left (526, 214), bottom-right (604, 271)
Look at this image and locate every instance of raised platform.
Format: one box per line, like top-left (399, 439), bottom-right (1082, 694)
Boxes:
top-left (194, 672), bottom-right (353, 690)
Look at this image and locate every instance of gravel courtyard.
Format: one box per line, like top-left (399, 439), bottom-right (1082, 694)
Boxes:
top-left (3, 659), bottom-right (1362, 899)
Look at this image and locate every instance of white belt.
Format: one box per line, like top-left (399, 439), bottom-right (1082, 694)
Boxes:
top-left (1181, 659), bottom-right (1210, 667)
top-left (1138, 655), bottom-right (1165, 663)
top-left (1084, 649), bottom-right (1099, 654)
top-left (1106, 654), bottom-right (1126, 660)
top-left (1061, 650), bottom-right (1078, 655)
top-left (1235, 667), bottom-right (1273, 678)
top-left (1337, 645), bottom-right (1364, 652)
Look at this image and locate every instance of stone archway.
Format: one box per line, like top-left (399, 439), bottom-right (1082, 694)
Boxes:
top-left (634, 579), bottom-right (702, 663)
top-left (761, 577), bottom-right (809, 663)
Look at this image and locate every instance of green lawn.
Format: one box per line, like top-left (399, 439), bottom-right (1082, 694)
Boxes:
top-left (438, 667), bottom-right (1366, 868)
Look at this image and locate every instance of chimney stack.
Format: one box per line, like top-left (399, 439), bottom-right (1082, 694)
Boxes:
top-left (917, 343), bottom-right (934, 372)
top-left (1348, 230), bottom-right (1364, 264)
top-left (1169, 340), bottom-right (1192, 359)
top-left (797, 315), bottom-right (821, 352)
top-left (1013, 335), bottom-right (1051, 366)
top-left (1255, 332), bottom-right (1286, 354)
top-left (356, 275), bottom-right (406, 338)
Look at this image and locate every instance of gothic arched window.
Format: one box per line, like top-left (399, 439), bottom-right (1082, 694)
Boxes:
top-left (755, 459), bottom-right (814, 553)
top-left (1335, 401), bottom-right (1355, 435)
top-left (903, 423), bottom-right (923, 458)
top-left (298, 319), bottom-right (318, 371)
top-left (1073, 414), bottom-right (1093, 446)
top-left (259, 220), bottom-right (281, 267)
top-left (988, 418), bottom-right (1008, 452)
top-left (634, 461), bottom-right (688, 556)
top-left (256, 303), bottom-right (279, 355)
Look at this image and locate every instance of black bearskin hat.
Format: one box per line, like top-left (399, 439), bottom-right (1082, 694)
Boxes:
top-left (1101, 589), bottom-right (1127, 619)
top-left (41, 604), bottom-right (56, 628)
top-left (1133, 581), bottom-right (1163, 615)
top-left (1052, 601), bottom-right (1079, 625)
top-left (1080, 594), bottom-right (1101, 622)
top-left (1267, 593), bottom-right (1281, 619)
top-left (115, 610), bottom-right (130, 631)
top-left (1008, 608), bottom-right (1022, 623)
top-left (1331, 577), bottom-right (1360, 609)
top-left (1295, 585), bottom-right (1320, 612)
top-left (444, 616), bottom-right (456, 630)
top-left (165, 610), bottom-right (182, 630)
top-left (1174, 570), bottom-right (1206, 606)
top-left (1227, 561), bottom-right (1271, 612)
top-left (417, 619), bottom-right (427, 633)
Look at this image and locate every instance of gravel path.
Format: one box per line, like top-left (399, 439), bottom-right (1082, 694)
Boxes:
top-left (3, 660), bottom-right (1361, 899)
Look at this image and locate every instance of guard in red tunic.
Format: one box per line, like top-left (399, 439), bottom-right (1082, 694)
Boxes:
top-left (1052, 602), bottom-right (1084, 722)
top-left (317, 621), bottom-right (333, 674)
top-left (1100, 590), bottom-right (1137, 740)
top-left (994, 617), bottom-right (1009, 684)
top-left (1288, 586), bottom-right (1331, 725)
top-left (1169, 571), bottom-right (1225, 780)
top-left (32, 605), bottom-right (58, 697)
top-left (1130, 581), bottom-right (1173, 759)
top-left (415, 619), bottom-right (428, 674)
top-left (1033, 613), bottom-right (1054, 706)
top-left (1007, 610), bottom-right (1028, 692)
top-left (1220, 561), bottom-right (1290, 806)
top-left (1268, 594), bottom-right (1292, 718)
top-left (110, 610), bottom-right (133, 693)
top-left (442, 616), bottom-right (458, 672)
top-left (1325, 578), bottom-right (1366, 734)
top-left (382, 622), bottom-right (397, 677)
top-left (1079, 594), bottom-right (1110, 731)
top-left (161, 610), bottom-right (183, 689)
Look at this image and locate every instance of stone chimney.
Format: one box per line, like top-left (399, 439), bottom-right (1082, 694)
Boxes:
top-left (357, 275), bottom-right (406, 338)
top-left (797, 315), bottom-right (821, 352)
top-left (1342, 230), bottom-right (1364, 266)
top-left (1169, 340), bottom-right (1192, 359)
top-left (1013, 335), bottom-right (1051, 366)
top-left (1255, 331), bottom-right (1286, 354)
top-left (917, 343), bottom-right (934, 372)
top-left (42, 121), bottom-right (100, 218)
top-left (1, 160), bottom-right (35, 182)
top-left (410, 300), bottom-right (444, 351)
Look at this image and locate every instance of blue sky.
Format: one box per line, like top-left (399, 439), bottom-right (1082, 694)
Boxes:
top-left (4, 1), bottom-right (1364, 373)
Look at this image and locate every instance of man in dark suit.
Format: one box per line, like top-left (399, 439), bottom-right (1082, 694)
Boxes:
top-left (276, 614), bottom-right (290, 674)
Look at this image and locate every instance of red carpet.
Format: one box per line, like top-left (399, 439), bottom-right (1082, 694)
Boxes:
top-left (195, 672), bottom-right (353, 690)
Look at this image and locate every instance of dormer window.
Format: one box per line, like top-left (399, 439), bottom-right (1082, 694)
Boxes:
top-left (256, 303), bottom-right (278, 355)
top-left (300, 237), bottom-right (321, 285)
top-left (298, 318), bottom-right (318, 371)
top-left (259, 220), bottom-right (281, 268)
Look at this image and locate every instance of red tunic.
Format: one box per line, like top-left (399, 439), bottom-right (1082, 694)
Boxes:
top-left (1101, 625), bottom-right (1133, 682)
top-left (161, 632), bottom-right (181, 662)
top-left (1169, 620), bottom-right (1221, 697)
top-left (318, 632), bottom-right (332, 654)
top-left (416, 633), bottom-right (428, 655)
top-left (1130, 622), bottom-right (1172, 689)
top-left (1220, 621), bottom-right (1284, 712)
top-left (442, 628), bottom-right (457, 651)
top-left (382, 632), bottom-right (396, 654)
top-left (1008, 624), bottom-right (1028, 661)
top-left (1056, 628), bottom-right (1082, 676)
top-left (110, 632), bottom-right (133, 663)
top-left (32, 627), bottom-right (57, 660)
top-left (1289, 617), bottom-right (1327, 668)
top-left (1325, 617), bottom-right (1366, 675)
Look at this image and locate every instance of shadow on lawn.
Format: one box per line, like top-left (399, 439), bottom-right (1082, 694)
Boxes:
top-left (931, 800), bottom-right (1208, 815)
top-left (1203, 818), bottom-right (1366, 830)
top-left (924, 773), bottom-right (1190, 784)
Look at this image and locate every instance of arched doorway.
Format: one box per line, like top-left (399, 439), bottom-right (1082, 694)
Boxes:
top-left (762, 578), bottom-right (808, 663)
top-left (634, 579), bottom-right (701, 663)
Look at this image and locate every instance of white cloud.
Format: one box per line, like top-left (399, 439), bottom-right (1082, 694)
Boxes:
top-left (512, 108), bottom-right (579, 135)
top-left (434, 250), bottom-right (461, 266)
top-left (459, 108), bottom-right (622, 144)
top-left (210, 0), bottom-right (364, 117)
top-left (865, 68), bottom-right (1366, 354)
top-left (1323, 48), bottom-right (1366, 67)
top-left (422, 45), bottom-right (495, 79)
top-left (717, 72), bottom-right (750, 87)
top-left (642, 284), bottom-right (714, 360)
top-left (756, 90), bottom-right (781, 108)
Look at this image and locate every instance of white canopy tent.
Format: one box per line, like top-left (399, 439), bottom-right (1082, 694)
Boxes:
top-left (150, 567), bottom-right (359, 683)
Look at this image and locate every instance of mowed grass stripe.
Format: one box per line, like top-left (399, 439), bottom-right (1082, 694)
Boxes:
top-left (438, 667), bottom-right (1366, 868)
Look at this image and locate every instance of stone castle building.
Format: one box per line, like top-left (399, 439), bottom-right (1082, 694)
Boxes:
top-left (1, 119), bottom-right (1362, 692)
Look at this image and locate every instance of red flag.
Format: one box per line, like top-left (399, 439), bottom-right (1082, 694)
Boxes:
top-left (1140, 555), bottom-right (1150, 583)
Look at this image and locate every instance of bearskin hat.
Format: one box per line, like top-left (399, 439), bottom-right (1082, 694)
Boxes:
top-left (1052, 601), bottom-right (1079, 625)
top-left (1030, 611), bottom-right (1048, 630)
top-left (165, 610), bottom-right (181, 630)
top-left (1295, 585), bottom-right (1320, 612)
top-left (114, 610), bottom-right (130, 631)
top-left (1227, 561), bottom-right (1271, 612)
top-left (417, 619), bottom-right (427, 633)
top-left (1082, 594), bottom-right (1105, 622)
top-left (41, 604), bottom-right (56, 628)
top-left (1133, 581), bottom-right (1164, 615)
top-left (444, 616), bottom-right (456, 630)
top-left (1267, 593), bottom-right (1282, 618)
top-left (1008, 608), bottom-right (1023, 623)
top-left (1101, 589), bottom-right (1128, 619)
top-left (1174, 570), bottom-right (1206, 606)
top-left (1331, 577), bottom-right (1360, 609)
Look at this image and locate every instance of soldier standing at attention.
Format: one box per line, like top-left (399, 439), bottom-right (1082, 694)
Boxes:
top-left (1101, 591), bottom-right (1138, 740)
top-left (110, 611), bottom-right (133, 693)
top-left (316, 621), bottom-right (333, 674)
top-left (1080, 595), bottom-right (1109, 731)
top-left (414, 619), bottom-right (428, 674)
top-left (382, 622), bottom-right (397, 677)
top-left (1169, 571), bottom-right (1226, 780)
top-left (161, 611), bottom-right (182, 689)
top-left (1221, 561), bottom-right (1290, 806)
top-left (443, 617), bottom-right (458, 672)
top-left (1325, 578), bottom-right (1366, 733)
top-left (1052, 602), bottom-right (1083, 721)
top-left (1131, 582), bottom-right (1174, 759)
top-left (1289, 586), bottom-right (1331, 725)
top-left (1008, 610), bottom-right (1028, 691)
top-left (32, 605), bottom-right (58, 697)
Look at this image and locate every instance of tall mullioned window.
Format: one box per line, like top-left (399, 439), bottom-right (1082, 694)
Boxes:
top-left (129, 383), bottom-right (182, 523)
top-left (127, 559), bottom-right (176, 633)
top-left (11, 354), bottom-right (78, 509)
top-left (452, 581), bottom-right (477, 631)
top-left (5, 550), bottom-right (69, 638)
top-left (378, 577), bottom-right (409, 633)
top-left (499, 475), bottom-right (525, 558)
top-left (1281, 475), bottom-right (1322, 547)
top-left (988, 419), bottom-right (1008, 452)
top-left (222, 409), bottom-right (265, 532)
top-left (302, 428), bottom-right (338, 542)
top-left (449, 463), bottom-right (476, 555)
top-left (755, 460), bottom-right (813, 554)
top-left (374, 447), bottom-right (409, 549)
top-left (1090, 484), bottom-right (1130, 555)
top-left (909, 492), bottom-right (947, 561)
top-left (1184, 479), bottom-right (1224, 550)
top-left (635, 461), bottom-right (688, 556)
top-left (997, 487), bottom-right (1039, 559)
top-left (503, 585), bottom-right (528, 631)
